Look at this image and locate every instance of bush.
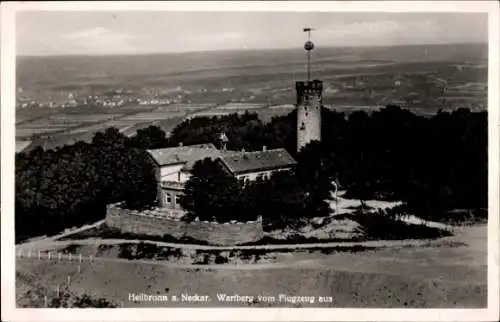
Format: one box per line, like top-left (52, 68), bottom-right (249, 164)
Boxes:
top-left (72, 294), bottom-right (118, 308)
top-left (61, 244), bottom-right (81, 254)
top-left (351, 210), bottom-right (452, 240)
top-left (214, 254), bottom-right (229, 264)
top-left (118, 244), bottom-right (134, 259)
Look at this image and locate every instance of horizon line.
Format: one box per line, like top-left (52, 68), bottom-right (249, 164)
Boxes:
top-left (17, 41), bottom-right (488, 58)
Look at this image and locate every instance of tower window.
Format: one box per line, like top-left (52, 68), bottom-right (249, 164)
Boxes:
top-left (305, 112), bottom-right (308, 117)
top-left (300, 122), bottom-right (306, 130)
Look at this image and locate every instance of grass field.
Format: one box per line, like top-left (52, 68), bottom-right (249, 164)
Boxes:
top-left (16, 225), bottom-right (486, 308)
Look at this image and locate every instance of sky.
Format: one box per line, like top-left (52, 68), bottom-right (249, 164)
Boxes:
top-left (16, 11), bottom-right (488, 56)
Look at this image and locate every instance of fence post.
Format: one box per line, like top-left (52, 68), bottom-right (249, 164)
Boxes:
top-left (68, 253), bottom-right (72, 262)
top-left (27, 250), bottom-right (31, 258)
top-left (58, 253), bottom-right (61, 261)
top-left (38, 251), bottom-right (41, 260)
top-left (77, 265), bottom-right (81, 274)
top-left (44, 295), bottom-right (48, 308)
top-left (89, 255), bottom-right (93, 262)
top-left (48, 252), bottom-right (51, 260)
top-left (56, 284), bottom-right (60, 297)
top-left (67, 275), bottom-right (71, 287)
top-left (79, 253), bottom-right (82, 263)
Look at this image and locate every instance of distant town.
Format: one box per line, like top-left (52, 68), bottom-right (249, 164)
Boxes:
top-left (16, 66), bottom-right (487, 111)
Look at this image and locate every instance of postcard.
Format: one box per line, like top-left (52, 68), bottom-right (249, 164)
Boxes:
top-left (1, 1), bottom-right (499, 321)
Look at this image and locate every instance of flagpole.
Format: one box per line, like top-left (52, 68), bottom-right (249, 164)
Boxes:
top-left (303, 27), bottom-right (314, 82)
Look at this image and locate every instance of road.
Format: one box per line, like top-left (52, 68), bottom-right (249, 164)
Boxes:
top-left (16, 234), bottom-right (457, 253)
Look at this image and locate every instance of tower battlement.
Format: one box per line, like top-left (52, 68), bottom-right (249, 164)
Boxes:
top-left (295, 80), bottom-right (323, 106)
top-left (296, 80), bottom-right (323, 91)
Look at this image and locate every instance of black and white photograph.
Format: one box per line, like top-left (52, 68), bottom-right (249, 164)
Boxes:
top-left (1, 1), bottom-right (499, 321)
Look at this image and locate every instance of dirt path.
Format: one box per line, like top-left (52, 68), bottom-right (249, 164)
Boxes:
top-left (19, 220), bottom-right (105, 248)
top-left (16, 235), bottom-right (453, 253)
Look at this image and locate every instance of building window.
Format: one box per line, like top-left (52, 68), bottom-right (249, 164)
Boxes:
top-left (174, 195), bottom-right (181, 208)
top-left (165, 193), bottom-right (172, 205)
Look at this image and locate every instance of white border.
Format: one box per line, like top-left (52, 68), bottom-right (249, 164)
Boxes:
top-left (1, 1), bottom-right (499, 321)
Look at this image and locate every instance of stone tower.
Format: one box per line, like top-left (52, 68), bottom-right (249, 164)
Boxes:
top-left (296, 28), bottom-right (322, 152)
top-left (296, 80), bottom-right (322, 152)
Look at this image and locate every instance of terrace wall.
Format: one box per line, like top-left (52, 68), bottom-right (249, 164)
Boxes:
top-left (105, 205), bottom-right (264, 246)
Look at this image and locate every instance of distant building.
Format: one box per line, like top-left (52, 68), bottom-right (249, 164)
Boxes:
top-left (147, 143), bottom-right (226, 209)
top-left (147, 143), bottom-right (297, 211)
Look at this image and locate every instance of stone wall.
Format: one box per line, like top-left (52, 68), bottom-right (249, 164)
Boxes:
top-left (105, 205), bottom-right (264, 246)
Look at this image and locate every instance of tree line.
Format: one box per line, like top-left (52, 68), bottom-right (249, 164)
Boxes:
top-left (16, 105), bottom-right (487, 241)
top-left (169, 106), bottom-right (487, 221)
top-left (15, 128), bottom-right (158, 242)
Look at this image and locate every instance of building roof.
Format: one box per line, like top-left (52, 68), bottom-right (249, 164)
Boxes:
top-left (218, 148), bottom-right (297, 175)
top-left (147, 143), bottom-right (226, 170)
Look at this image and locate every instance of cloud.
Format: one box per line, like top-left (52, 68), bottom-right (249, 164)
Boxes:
top-left (311, 19), bottom-right (443, 47)
top-left (60, 27), bottom-right (135, 41)
top-left (179, 31), bottom-right (247, 51)
top-left (57, 27), bottom-right (138, 54)
top-left (190, 32), bottom-right (245, 45)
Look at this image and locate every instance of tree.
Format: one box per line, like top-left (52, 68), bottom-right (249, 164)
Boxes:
top-left (122, 148), bottom-right (158, 209)
top-left (254, 170), bottom-right (322, 229)
top-left (130, 125), bottom-right (168, 149)
top-left (15, 126), bottom-right (159, 241)
top-left (179, 158), bottom-right (245, 222)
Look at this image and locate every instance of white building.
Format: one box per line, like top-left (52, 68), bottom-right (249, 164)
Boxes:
top-left (147, 144), bottom-right (297, 210)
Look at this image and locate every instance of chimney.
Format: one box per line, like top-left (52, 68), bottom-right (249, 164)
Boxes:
top-left (178, 142), bottom-right (183, 147)
top-left (262, 146), bottom-right (267, 152)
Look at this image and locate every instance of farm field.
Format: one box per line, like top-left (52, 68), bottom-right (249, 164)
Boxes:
top-left (14, 44), bottom-right (487, 151)
top-left (15, 103), bottom-right (301, 150)
top-left (16, 225), bottom-right (486, 308)
top-left (16, 44), bottom-right (487, 150)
